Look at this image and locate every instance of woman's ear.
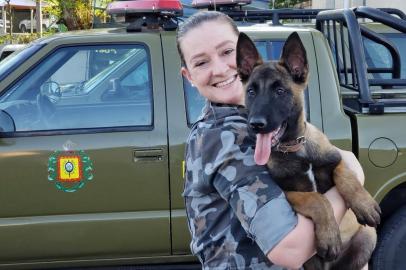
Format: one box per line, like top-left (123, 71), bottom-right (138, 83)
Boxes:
top-left (181, 67), bottom-right (193, 84)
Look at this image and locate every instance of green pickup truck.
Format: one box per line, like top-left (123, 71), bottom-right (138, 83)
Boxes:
top-left (0, 3), bottom-right (405, 270)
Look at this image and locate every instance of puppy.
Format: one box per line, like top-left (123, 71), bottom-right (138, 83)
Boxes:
top-left (236, 32), bottom-right (381, 270)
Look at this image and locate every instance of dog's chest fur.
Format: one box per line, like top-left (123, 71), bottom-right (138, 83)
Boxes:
top-left (266, 142), bottom-right (340, 194)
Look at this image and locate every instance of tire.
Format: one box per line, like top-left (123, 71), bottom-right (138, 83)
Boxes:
top-left (20, 24), bottom-right (26, 33)
top-left (371, 205), bottom-right (406, 270)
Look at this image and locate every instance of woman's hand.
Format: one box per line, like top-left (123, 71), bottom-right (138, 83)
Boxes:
top-left (336, 148), bottom-right (364, 186)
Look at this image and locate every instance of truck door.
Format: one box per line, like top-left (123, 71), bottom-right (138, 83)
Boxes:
top-left (0, 34), bottom-right (170, 263)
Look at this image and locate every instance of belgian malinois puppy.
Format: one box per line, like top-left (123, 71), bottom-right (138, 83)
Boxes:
top-left (236, 32), bottom-right (381, 269)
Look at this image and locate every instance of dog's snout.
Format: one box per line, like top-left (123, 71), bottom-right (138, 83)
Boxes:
top-left (249, 117), bottom-right (267, 131)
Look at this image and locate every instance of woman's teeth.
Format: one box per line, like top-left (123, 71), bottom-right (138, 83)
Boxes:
top-left (214, 76), bottom-right (236, 88)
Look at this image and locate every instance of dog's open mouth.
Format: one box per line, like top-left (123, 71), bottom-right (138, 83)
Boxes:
top-left (254, 122), bottom-right (287, 165)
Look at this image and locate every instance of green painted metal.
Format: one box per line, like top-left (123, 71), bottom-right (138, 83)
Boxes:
top-left (0, 30), bottom-right (172, 267)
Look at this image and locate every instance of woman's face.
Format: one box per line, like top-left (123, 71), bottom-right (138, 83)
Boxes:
top-left (180, 20), bottom-right (244, 105)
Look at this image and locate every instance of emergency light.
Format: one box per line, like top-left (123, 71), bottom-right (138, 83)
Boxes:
top-left (107, 0), bottom-right (183, 31)
top-left (107, 0), bottom-right (183, 18)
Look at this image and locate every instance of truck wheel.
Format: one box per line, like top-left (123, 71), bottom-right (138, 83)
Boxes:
top-left (20, 25), bottom-right (26, 33)
top-left (371, 205), bottom-right (406, 270)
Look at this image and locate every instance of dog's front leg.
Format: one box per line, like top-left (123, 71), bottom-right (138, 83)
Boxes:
top-left (333, 160), bottom-right (381, 227)
top-left (285, 191), bottom-right (341, 261)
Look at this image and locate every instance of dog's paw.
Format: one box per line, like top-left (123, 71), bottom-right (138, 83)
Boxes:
top-left (315, 224), bottom-right (342, 261)
top-left (349, 192), bottom-right (381, 227)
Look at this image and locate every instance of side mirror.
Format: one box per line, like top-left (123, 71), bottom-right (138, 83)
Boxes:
top-left (0, 110), bottom-right (15, 133)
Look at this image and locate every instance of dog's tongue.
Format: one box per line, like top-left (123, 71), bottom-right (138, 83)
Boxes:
top-left (254, 133), bottom-right (273, 165)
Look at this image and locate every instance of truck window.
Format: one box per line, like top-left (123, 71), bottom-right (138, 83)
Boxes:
top-left (0, 44), bottom-right (153, 132)
top-left (382, 33), bottom-right (406, 78)
top-left (363, 33), bottom-right (406, 80)
top-left (363, 37), bottom-right (392, 79)
top-left (184, 40), bottom-right (285, 125)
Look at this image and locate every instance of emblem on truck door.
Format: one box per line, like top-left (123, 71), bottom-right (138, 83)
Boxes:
top-left (48, 150), bottom-right (94, 192)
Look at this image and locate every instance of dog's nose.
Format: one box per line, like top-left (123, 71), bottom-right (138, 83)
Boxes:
top-left (249, 117), bottom-right (267, 131)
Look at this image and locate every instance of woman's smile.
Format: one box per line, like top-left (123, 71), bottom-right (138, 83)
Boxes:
top-left (212, 74), bottom-right (238, 88)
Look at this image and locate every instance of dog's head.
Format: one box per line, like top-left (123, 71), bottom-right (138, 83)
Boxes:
top-left (236, 32), bottom-right (309, 165)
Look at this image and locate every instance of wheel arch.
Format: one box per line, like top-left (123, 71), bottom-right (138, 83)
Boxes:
top-left (378, 181), bottom-right (406, 225)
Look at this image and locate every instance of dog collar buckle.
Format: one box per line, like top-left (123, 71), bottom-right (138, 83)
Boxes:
top-left (296, 136), bottom-right (306, 144)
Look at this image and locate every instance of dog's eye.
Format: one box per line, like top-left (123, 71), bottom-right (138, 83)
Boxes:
top-left (276, 87), bottom-right (286, 95)
top-left (247, 88), bottom-right (256, 97)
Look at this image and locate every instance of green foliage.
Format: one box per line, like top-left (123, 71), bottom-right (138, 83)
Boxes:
top-left (270, 0), bottom-right (309, 9)
top-left (43, 0), bottom-right (62, 22)
top-left (0, 31), bottom-right (55, 45)
top-left (45, 0), bottom-right (114, 30)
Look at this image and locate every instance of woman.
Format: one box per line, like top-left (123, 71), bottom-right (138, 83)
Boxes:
top-left (178, 11), bottom-right (364, 270)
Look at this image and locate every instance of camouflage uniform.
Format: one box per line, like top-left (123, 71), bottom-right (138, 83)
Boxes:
top-left (183, 102), bottom-right (299, 270)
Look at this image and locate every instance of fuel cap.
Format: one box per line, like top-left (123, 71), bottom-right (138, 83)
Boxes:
top-left (368, 137), bottom-right (398, 168)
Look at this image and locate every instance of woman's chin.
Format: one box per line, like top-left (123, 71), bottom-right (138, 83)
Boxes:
top-left (219, 95), bottom-right (243, 105)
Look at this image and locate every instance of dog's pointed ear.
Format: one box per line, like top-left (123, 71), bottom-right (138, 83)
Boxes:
top-left (280, 32), bottom-right (308, 83)
top-left (237, 32), bottom-right (263, 82)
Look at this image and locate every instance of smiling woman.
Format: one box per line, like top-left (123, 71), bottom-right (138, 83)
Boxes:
top-left (178, 11), bottom-right (300, 270)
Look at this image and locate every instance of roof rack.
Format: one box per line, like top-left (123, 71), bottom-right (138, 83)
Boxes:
top-left (316, 7), bottom-right (406, 114)
top-left (223, 7), bottom-right (406, 25)
top-left (224, 8), bottom-right (326, 25)
top-left (378, 8), bottom-right (406, 20)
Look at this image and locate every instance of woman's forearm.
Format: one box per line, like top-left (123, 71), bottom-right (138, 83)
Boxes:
top-left (267, 187), bottom-right (347, 269)
top-left (336, 148), bottom-right (365, 185)
top-left (325, 186), bottom-right (348, 222)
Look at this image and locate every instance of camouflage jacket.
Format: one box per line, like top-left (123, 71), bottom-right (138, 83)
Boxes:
top-left (183, 102), bottom-right (298, 270)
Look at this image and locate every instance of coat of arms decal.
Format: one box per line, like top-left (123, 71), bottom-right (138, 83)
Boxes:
top-left (48, 150), bottom-right (94, 192)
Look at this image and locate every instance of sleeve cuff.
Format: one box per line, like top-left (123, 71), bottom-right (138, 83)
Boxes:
top-left (249, 194), bottom-right (298, 255)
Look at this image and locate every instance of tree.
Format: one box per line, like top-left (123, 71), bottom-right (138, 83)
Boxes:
top-left (5, 0), bottom-right (12, 36)
top-left (36, 0), bottom-right (42, 36)
top-left (45, 0), bottom-right (113, 30)
top-left (270, 0), bottom-right (310, 9)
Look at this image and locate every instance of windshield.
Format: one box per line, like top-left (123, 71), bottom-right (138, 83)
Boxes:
top-left (0, 43), bottom-right (44, 83)
top-left (83, 48), bottom-right (142, 93)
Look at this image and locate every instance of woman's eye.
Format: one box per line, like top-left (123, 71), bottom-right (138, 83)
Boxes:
top-left (194, 61), bottom-right (207, 67)
top-left (247, 88), bottom-right (256, 97)
top-left (276, 87), bottom-right (285, 95)
top-left (224, 49), bottom-right (234, 55)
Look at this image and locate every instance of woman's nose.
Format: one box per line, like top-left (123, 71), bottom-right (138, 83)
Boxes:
top-left (211, 56), bottom-right (229, 76)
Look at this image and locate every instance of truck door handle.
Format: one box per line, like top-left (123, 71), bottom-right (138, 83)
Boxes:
top-left (133, 148), bottom-right (164, 162)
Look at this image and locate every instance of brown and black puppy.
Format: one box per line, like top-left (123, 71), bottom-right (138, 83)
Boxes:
top-left (236, 32), bottom-right (381, 270)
